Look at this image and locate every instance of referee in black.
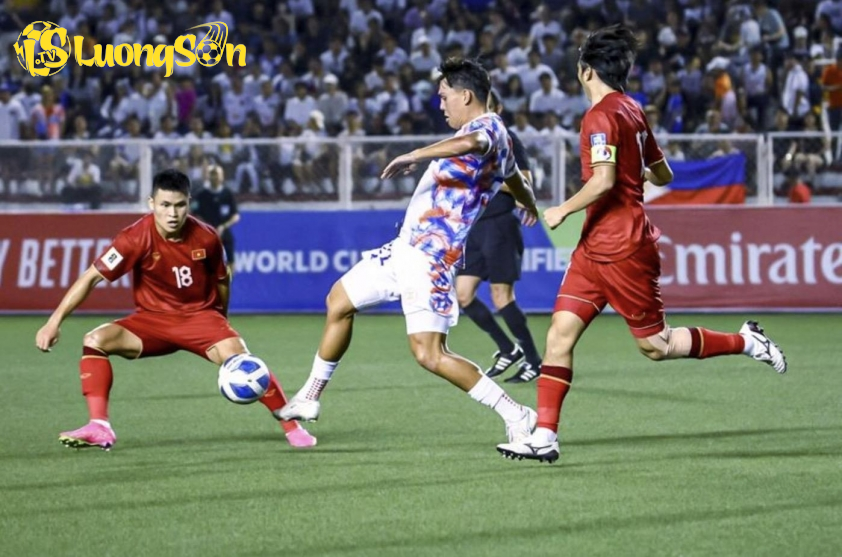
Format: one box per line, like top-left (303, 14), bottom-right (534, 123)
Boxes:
top-left (455, 89), bottom-right (542, 383)
top-left (192, 163), bottom-right (240, 278)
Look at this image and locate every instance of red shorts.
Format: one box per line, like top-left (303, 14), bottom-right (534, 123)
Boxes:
top-left (554, 242), bottom-right (666, 338)
top-left (114, 310), bottom-right (240, 360)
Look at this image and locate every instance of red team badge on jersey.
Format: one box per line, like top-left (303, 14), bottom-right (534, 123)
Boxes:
top-left (192, 249), bottom-right (206, 260)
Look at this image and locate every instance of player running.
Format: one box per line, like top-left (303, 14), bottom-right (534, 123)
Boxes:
top-left (35, 169), bottom-right (316, 450)
top-left (496, 25), bottom-right (787, 464)
top-left (279, 58), bottom-right (541, 446)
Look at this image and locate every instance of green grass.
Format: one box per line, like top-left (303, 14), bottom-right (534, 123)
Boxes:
top-left (2, 313), bottom-right (841, 556)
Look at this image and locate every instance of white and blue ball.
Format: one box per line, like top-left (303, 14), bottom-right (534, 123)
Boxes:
top-left (218, 354), bottom-right (271, 404)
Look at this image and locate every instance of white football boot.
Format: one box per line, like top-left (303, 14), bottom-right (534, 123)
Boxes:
top-left (276, 395), bottom-right (321, 422)
top-left (497, 429), bottom-right (560, 464)
top-left (740, 320), bottom-right (787, 374)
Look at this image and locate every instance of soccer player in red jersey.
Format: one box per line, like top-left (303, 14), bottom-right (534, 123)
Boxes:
top-left (497, 25), bottom-right (787, 463)
top-left (35, 169), bottom-right (316, 450)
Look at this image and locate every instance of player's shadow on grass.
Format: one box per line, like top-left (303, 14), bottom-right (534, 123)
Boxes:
top-left (120, 392), bottom-right (219, 401)
top-left (564, 425), bottom-right (841, 448)
top-left (295, 497), bottom-right (842, 554)
top-left (575, 385), bottom-right (714, 404)
top-left (3, 473), bottom-right (506, 518)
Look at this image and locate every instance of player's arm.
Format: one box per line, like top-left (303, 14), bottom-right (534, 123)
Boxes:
top-left (544, 164), bottom-right (616, 229)
top-left (35, 265), bottom-right (105, 352)
top-left (645, 159), bottom-right (674, 186)
top-left (503, 168), bottom-right (539, 225)
top-left (219, 213), bottom-right (240, 235)
top-left (380, 131), bottom-right (490, 179)
top-left (217, 275), bottom-right (231, 317)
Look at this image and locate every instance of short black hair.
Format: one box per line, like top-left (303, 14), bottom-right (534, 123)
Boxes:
top-left (152, 169), bottom-right (191, 197)
top-left (487, 88), bottom-right (502, 112)
top-left (438, 57), bottom-right (491, 105)
top-left (578, 24), bottom-right (638, 93)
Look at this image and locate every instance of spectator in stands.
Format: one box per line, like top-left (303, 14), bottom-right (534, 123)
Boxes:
top-left (781, 51), bottom-right (811, 128)
top-left (0, 83), bottom-right (27, 141)
top-left (695, 108), bottom-right (731, 133)
top-left (410, 36), bottom-right (442, 75)
top-left (175, 78), bottom-right (197, 133)
top-left (318, 74), bottom-right (350, 135)
top-left (528, 72), bottom-right (566, 119)
top-left (294, 110), bottom-right (334, 196)
top-left (31, 85), bottom-right (65, 140)
top-left (820, 49), bottom-right (842, 138)
top-left (781, 111), bottom-right (829, 185)
top-left (253, 78), bottom-right (281, 134)
top-left (153, 114), bottom-right (181, 167)
top-left (321, 37), bottom-right (350, 77)
top-left (500, 75), bottom-right (528, 117)
top-left (782, 167), bottom-right (812, 203)
top-left (63, 150), bottom-right (102, 209)
top-left (284, 81), bottom-right (318, 128)
top-left (740, 46), bottom-right (772, 131)
top-left (519, 49), bottom-right (557, 96)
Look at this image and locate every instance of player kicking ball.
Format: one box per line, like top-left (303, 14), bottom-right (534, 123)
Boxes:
top-left (35, 169), bottom-right (316, 450)
top-left (496, 25), bottom-right (787, 464)
top-left (279, 58), bottom-right (542, 447)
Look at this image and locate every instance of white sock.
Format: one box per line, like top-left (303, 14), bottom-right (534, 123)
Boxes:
top-left (740, 333), bottom-right (755, 355)
top-left (300, 354), bottom-right (339, 401)
top-left (468, 375), bottom-right (524, 423)
top-left (91, 419), bottom-right (111, 429)
top-left (534, 427), bottom-right (557, 443)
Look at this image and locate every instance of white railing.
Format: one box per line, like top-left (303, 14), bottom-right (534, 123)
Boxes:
top-left (1, 132), bottom-right (837, 211)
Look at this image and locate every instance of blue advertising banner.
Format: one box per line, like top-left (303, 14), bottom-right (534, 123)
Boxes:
top-left (229, 211), bottom-right (571, 313)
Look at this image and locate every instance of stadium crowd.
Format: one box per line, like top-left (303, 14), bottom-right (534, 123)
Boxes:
top-left (0, 0), bottom-right (837, 202)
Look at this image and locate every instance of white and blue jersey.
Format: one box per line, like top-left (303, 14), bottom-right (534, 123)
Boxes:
top-left (398, 112), bottom-right (518, 266)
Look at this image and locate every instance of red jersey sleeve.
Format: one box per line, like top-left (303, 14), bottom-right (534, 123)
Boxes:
top-left (582, 109), bottom-right (619, 167)
top-left (93, 227), bottom-right (144, 282)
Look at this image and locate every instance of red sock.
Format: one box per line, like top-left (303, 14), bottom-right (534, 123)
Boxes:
top-left (536, 365), bottom-right (573, 433)
top-left (80, 346), bottom-right (113, 421)
top-left (688, 328), bottom-right (746, 359)
top-left (259, 372), bottom-right (299, 434)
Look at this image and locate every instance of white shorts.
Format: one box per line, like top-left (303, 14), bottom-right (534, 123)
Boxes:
top-left (341, 240), bottom-right (459, 335)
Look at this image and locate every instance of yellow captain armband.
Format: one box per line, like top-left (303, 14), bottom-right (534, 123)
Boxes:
top-left (590, 144), bottom-right (617, 164)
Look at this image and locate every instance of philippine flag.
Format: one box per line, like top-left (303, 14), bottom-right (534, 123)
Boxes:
top-left (645, 153), bottom-right (747, 205)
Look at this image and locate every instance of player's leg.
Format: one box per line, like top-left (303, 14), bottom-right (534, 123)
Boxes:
top-left (407, 328), bottom-right (536, 444)
top-left (497, 251), bottom-right (604, 462)
top-left (489, 282), bottom-right (542, 384)
top-left (59, 321), bottom-right (144, 450)
top-left (456, 237), bottom-right (521, 377)
top-left (280, 244), bottom-right (398, 421)
top-left (606, 242), bottom-right (787, 373)
top-left (205, 334), bottom-right (316, 448)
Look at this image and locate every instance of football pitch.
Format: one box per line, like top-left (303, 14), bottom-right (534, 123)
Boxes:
top-left (2, 313), bottom-right (840, 556)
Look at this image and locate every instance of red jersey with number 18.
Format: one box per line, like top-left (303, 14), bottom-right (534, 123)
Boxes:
top-left (578, 92), bottom-right (665, 262)
top-left (94, 214), bottom-right (228, 313)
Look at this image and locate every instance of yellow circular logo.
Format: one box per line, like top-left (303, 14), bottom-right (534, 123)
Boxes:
top-left (14, 21), bottom-right (72, 77)
top-left (195, 38), bottom-right (223, 67)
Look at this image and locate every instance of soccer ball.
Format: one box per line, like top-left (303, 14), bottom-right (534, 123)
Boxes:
top-left (218, 354), bottom-right (271, 404)
top-left (195, 39), bottom-right (222, 67)
top-left (14, 21), bottom-right (71, 77)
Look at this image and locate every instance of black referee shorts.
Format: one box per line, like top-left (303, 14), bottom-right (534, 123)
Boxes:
top-left (221, 232), bottom-right (235, 266)
top-left (459, 213), bottom-right (524, 284)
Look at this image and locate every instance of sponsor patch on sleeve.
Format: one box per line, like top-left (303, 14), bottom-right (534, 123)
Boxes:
top-left (590, 144), bottom-right (617, 164)
top-left (101, 247), bottom-right (123, 271)
top-left (590, 133), bottom-right (607, 146)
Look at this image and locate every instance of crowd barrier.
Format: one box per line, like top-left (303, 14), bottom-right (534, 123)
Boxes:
top-left (1, 206), bottom-right (839, 314)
